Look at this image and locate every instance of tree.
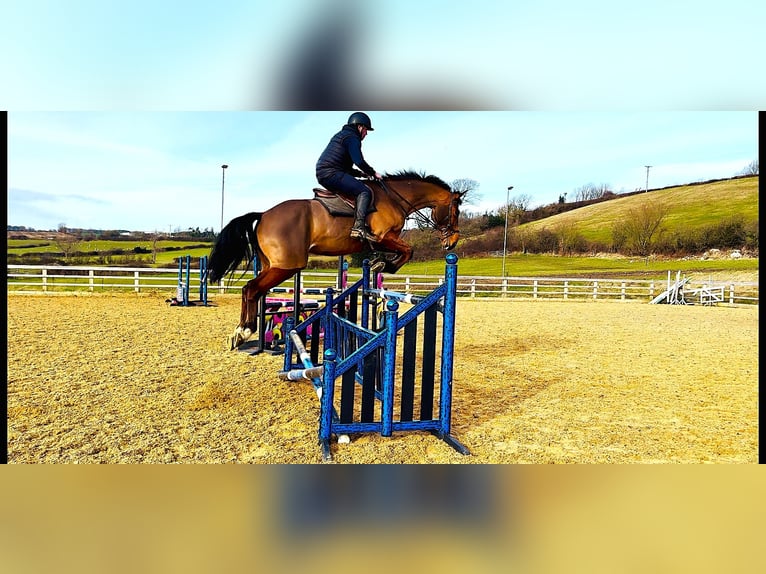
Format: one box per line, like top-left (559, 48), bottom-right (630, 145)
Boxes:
top-left (450, 178), bottom-right (481, 206)
top-left (509, 193), bottom-right (531, 212)
top-left (54, 232), bottom-right (82, 261)
top-left (555, 221), bottom-right (586, 255)
top-left (738, 160), bottom-right (759, 176)
top-left (611, 200), bottom-right (669, 257)
top-left (573, 183), bottom-right (611, 202)
top-left (499, 193), bottom-right (532, 227)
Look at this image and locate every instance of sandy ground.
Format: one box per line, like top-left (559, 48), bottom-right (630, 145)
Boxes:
top-left (7, 293), bottom-right (758, 464)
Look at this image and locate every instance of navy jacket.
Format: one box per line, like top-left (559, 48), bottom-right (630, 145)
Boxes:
top-left (316, 124), bottom-right (376, 180)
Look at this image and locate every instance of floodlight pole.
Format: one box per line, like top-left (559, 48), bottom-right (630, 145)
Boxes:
top-left (502, 185), bottom-right (514, 278)
top-left (220, 164), bottom-right (229, 232)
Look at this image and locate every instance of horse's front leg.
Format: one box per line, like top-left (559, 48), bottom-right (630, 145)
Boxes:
top-left (373, 233), bottom-right (413, 274)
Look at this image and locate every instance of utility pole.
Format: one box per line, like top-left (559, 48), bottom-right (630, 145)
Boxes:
top-left (644, 165), bottom-right (652, 193)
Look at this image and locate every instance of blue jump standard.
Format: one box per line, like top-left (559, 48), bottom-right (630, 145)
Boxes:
top-left (281, 253), bottom-right (470, 462)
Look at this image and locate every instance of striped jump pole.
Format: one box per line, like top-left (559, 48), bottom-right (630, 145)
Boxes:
top-left (367, 288), bottom-right (443, 312)
top-left (281, 328), bottom-right (349, 460)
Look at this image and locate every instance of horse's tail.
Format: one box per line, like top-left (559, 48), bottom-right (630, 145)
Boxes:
top-left (207, 212), bottom-right (262, 284)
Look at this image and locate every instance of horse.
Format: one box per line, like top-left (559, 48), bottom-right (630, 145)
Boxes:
top-left (207, 170), bottom-right (465, 350)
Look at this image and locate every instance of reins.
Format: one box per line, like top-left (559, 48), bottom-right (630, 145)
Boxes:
top-left (373, 178), bottom-right (458, 236)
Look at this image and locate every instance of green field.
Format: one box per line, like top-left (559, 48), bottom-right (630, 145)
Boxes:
top-left (519, 176), bottom-right (758, 244)
top-left (356, 252), bottom-right (758, 281)
top-left (7, 238), bottom-right (758, 282)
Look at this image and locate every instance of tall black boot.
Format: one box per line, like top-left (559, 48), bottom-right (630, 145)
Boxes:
top-left (350, 191), bottom-right (375, 240)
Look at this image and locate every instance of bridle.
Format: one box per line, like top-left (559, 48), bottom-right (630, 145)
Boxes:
top-left (375, 178), bottom-right (461, 240)
top-left (433, 193), bottom-right (462, 241)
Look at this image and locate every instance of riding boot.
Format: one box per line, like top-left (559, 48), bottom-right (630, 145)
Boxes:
top-left (350, 191), bottom-right (375, 241)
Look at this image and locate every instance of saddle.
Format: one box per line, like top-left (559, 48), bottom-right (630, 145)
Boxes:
top-left (312, 188), bottom-right (377, 217)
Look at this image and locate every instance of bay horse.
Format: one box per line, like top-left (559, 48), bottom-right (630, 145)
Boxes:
top-left (207, 170), bottom-right (465, 350)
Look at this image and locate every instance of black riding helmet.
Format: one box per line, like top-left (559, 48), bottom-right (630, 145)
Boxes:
top-left (347, 111), bottom-right (374, 131)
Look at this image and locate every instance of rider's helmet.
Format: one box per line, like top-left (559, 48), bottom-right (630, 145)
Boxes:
top-left (347, 112), bottom-right (374, 131)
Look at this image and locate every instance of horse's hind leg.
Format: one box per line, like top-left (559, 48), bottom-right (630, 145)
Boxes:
top-left (229, 267), bottom-right (300, 350)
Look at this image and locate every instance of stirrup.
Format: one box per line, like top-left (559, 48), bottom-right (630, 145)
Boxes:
top-left (350, 226), bottom-right (376, 242)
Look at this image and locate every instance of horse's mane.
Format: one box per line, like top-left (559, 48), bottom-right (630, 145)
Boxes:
top-left (383, 170), bottom-right (452, 192)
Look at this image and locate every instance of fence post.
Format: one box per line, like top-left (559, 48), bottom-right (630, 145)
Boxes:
top-left (533, 279), bottom-right (538, 299)
top-left (42, 268), bottom-right (48, 292)
top-left (621, 282), bottom-right (626, 300)
top-left (593, 281), bottom-right (598, 300)
top-left (564, 280), bottom-right (569, 300)
top-left (470, 279), bottom-right (476, 298)
top-left (89, 269), bottom-right (94, 292)
top-left (134, 271), bottom-right (140, 293)
top-left (502, 278), bottom-right (507, 298)
top-left (729, 284), bottom-right (735, 304)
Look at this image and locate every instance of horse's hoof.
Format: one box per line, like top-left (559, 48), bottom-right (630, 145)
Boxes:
top-left (228, 328), bottom-right (244, 351)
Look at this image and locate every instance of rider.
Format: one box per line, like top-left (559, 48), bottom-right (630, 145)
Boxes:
top-left (316, 112), bottom-right (384, 241)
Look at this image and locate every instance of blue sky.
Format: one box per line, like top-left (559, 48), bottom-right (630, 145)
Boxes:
top-left (1, 1), bottom-right (764, 110)
top-left (4, 2), bottom-right (762, 231)
top-left (7, 111), bottom-right (758, 232)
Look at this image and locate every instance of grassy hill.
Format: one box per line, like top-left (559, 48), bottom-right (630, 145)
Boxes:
top-left (517, 175), bottom-right (758, 246)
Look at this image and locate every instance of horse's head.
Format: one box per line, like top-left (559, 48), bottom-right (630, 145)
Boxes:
top-left (432, 191), bottom-right (464, 250)
top-left (380, 170), bottom-right (465, 250)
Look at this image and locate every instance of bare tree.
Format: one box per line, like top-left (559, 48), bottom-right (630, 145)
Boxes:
top-left (611, 200), bottom-right (669, 257)
top-left (54, 232), bottom-right (82, 261)
top-left (509, 193), bottom-right (532, 213)
top-left (450, 178), bottom-right (482, 205)
top-left (573, 183), bottom-right (611, 202)
top-left (738, 159), bottom-right (759, 176)
top-left (503, 193), bottom-right (532, 228)
top-left (555, 221), bottom-right (586, 255)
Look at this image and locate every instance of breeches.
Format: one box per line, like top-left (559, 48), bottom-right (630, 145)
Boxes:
top-left (317, 171), bottom-right (370, 199)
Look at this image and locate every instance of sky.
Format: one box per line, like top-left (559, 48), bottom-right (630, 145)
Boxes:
top-left (3, 1), bottom-right (763, 232)
top-left (7, 111), bottom-right (758, 232)
top-left (1, 1), bottom-right (764, 110)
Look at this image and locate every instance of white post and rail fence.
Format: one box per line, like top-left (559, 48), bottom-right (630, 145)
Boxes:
top-left (6, 264), bottom-right (759, 306)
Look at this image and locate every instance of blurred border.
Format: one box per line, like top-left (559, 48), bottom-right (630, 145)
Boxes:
top-left (0, 465), bottom-right (763, 573)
